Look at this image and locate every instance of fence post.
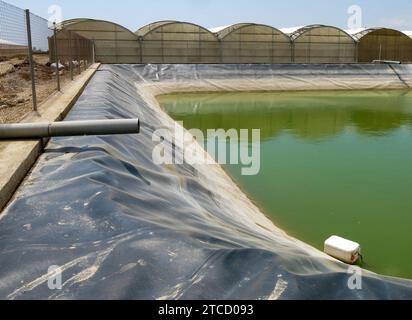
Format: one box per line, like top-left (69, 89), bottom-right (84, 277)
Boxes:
top-left (92, 40), bottom-right (96, 64)
top-left (69, 30), bottom-right (73, 80)
top-left (82, 40), bottom-right (85, 69)
top-left (84, 40), bottom-right (87, 70)
top-left (25, 9), bottom-right (37, 111)
top-left (77, 37), bottom-right (81, 74)
top-left (53, 22), bottom-right (61, 92)
top-left (84, 40), bottom-right (90, 70)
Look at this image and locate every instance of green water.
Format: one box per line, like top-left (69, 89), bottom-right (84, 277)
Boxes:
top-left (158, 90), bottom-right (412, 280)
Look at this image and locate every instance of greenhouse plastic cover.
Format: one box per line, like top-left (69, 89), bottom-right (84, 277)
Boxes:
top-left (1, 64), bottom-right (412, 300)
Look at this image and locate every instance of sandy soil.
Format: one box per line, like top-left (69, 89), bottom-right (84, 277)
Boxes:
top-left (0, 54), bottom-right (75, 123)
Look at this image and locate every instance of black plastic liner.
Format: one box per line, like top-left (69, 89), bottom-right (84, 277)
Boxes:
top-left (1, 64), bottom-right (412, 300)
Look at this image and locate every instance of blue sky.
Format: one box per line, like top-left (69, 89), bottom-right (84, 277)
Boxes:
top-left (4, 0), bottom-right (412, 31)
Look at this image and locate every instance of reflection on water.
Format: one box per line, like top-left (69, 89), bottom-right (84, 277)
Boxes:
top-left (160, 91), bottom-right (412, 140)
top-left (159, 90), bottom-right (412, 280)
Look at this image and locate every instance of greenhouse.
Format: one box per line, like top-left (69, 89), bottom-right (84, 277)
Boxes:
top-left (136, 21), bottom-right (220, 63)
top-left (354, 28), bottom-right (412, 63)
top-left (48, 29), bottom-right (93, 65)
top-left (49, 20), bottom-right (412, 64)
top-left (215, 23), bottom-right (292, 63)
top-left (287, 25), bottom-right (357, 63)
top-left (56, 19), bottom-right (140, 63)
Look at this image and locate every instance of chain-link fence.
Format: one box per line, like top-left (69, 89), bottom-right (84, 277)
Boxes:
top-left (0, 0), bottom-right (94, 124)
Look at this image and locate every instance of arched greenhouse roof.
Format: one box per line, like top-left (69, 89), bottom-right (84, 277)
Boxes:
top-left (214, 23), bottom-right (291, 41)
top-left (137, 21), bottom-right (218, 39)
top-left (135, 21), bottom-right (177, 37)
top-left (290, 24), bottom-right (356, 42)
top-left (56, 18), bottom-right (138, 40)
top-left (352, 27), bottom-right (412, 41)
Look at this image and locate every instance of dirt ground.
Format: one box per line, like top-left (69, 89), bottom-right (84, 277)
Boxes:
top-left (0, 54), bottom-right (75, 123)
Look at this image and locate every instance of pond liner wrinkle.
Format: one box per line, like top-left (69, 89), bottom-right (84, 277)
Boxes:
top-left (0, 64), bottom-right (412, 300)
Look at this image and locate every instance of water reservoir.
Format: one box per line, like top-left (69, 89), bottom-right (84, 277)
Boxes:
top-left (159, 90), bottom-right (412, 280)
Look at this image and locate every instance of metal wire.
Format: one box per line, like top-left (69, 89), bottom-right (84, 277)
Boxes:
top-left (0, 0), bottom-right (28, 47)
top-left (0, 0), bottom-right (92, 124)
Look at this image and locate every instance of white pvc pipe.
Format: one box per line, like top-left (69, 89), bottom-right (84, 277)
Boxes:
top-left (0, 119), bottom-right (140, 140)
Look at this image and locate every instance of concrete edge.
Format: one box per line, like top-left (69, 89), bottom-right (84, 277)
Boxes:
top-left (0, 63), bottom-right (101, 212)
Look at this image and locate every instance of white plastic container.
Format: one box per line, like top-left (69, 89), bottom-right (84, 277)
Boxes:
top-left (324, 236), bottom-right (361, 264)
